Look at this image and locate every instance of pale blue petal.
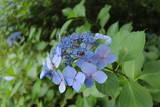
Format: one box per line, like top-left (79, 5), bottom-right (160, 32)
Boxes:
top-left (52, 71), bottom-right (61, 84)
top-left (59, 81), bottom-right (66, 93)
top-left (46, 57), bottom-right (53, 70)
top-left (95, 45), bottom-right (110, 57)
top-left (94, 71), bottom-right (107, 83)
top-left (64, 66), bottom-right (76, 78)
top-left (104, 53), bottom-right (117, 64)
top-left (80, 62), bottom-right (97, 74)
top-left (40, 69), bottom-right (46, 79)
top-left (75, 72), bottom-right (85, 84)
top-left (72, 81), bottom-right (81, 91)
top-left (84, 78), bottom-right (94, 88)
top-left (52, 55), bottom-right (61, 68)
top-left (65, 78), bottom-right (74, 86)
top-left (95, 33), bottom-right (112, 45)
top-left (57, 70), bottom-right (64, 80)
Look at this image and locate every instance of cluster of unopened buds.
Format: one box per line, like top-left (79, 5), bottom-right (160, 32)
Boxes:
top-left (40, 32), bottom-right (117, 93)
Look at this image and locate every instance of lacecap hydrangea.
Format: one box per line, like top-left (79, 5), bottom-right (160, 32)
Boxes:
top-left (40, 32), bottom-right (117, 93)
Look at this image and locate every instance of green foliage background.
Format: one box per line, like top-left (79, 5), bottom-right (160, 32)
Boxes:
top-left (0, 0), bottom-right (160, 107)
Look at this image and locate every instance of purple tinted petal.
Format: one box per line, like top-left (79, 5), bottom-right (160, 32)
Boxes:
top-left (52, 55), bottom-right (61, 68)
top-left (59, 81), bottom-right (66, 93)
top-left (95, 33), bottom-right (112, 45)
top-left (104, 53), bottom-right (117, 64)
top-left (93, 71), bottom-right (107, 83)
top-left (95, 45), bottom-right (110, 57)
top-left (46, 57), bottom-right (53, 70)
top-left (80, 62), bottom-right (97, 74)
top-left (57, 70), bottom-right (64, 80)
top-left (72, 81), bottom-right (81, 91)
top-left (52, 72), bottom-right (61, 84)
top-left (75, 72), bottom-right (85, 84)
top-left (64, 66), bottom-right (76, 78)
top-left (84, 78), bottom-right (94, 88)
top-left (65, 78), bottom-right (74, 86)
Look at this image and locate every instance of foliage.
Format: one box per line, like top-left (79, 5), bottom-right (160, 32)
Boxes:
top-left (0, 0), bottom-right (160, 107)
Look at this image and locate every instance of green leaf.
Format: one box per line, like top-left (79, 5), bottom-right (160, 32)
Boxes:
top-left (36, 41), bottom-right (48, 51)
top-left (65, 88), bottom-right (75, 99)
top-left (138, 60), bottom-right (160, 89)
top-left (117, 80), bottom-right (153, 107)
top-left (75, 21), bottom-right (91, 33)
top-left (97, 4), bottom-right (111, 28)
top-left (60, 20), bottom-right (72, 35)
top-left (119, 23), bottom-right (133, 32)
top-left (107, 22), bottom-right (119, 37)
top-left (10, 81), bottom-right (22, 97)
top-left (83, 85), bottom-right (105, 97)
top-left (111, 31), bottom-right (145, 63)
top-left (62, 8), bottom-right (73, 17)
top-left (73, 0), bottom-right (85, 17)
top-left (123, 52), bottom-right (144, 79)
top-left (32, 80), bottom-right (41, 99)
top-left (96, 71), bottom-right (119, 98)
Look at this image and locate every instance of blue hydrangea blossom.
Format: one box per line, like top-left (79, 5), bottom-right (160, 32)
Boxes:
top-left (64, 66), bottom-right (85, 91)
top-left (40, 32), bottom-right (117, 93)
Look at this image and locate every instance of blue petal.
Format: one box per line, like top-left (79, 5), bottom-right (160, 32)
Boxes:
top-left (94, 71), bottom-right (107, 83)
top-left (64, 66), bottom-right (76, 78)
top-left (72, 81), bottom-right (81, 91)
top-left (104, 53), bottom-right (117, 64)
top-left (46, 57), bottom-right (53, 70)
top-left (52, 55), bottom-right (61, 68)
top-left (65, 78), bottom-right (74, 86)
top-left (40, 69), bottom-right (46, 79)
top-left (59, 81), bottom-right (66, 93)
top-left (80, 62), bottom-right (97, 74)
top-left (75, 72), bottom-right (85, 84)
top-left (95, 33), bottom-right (112, 45)
top-left (64, 66), bottom-right (76, 86)
top-left (52, 71), bottom-right (61, 84)
top-left (95, 45), bottom-right (110, 58)
top-left (84, 78), bottom-right (94, 88)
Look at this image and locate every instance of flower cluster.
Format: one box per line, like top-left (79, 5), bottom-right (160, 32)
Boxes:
top-left (40, 32), bottom-right (117, 93)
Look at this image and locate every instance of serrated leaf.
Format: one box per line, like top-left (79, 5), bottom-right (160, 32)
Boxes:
top-left (83, 86), bottom-right (105, 97)
top-left (107, 22), bottom-right (119, 37)
top-left (117, 80), bottom-right (153, 107)
top-left (60, 20), bottom-right (72, 35)
top-left (97, 4), bottom-right (111, 28)
top-left (138, 60), bottom-right (160, 89)
top-left (96, 72), bottom-right (119, 98)
top-left (123, 52), bottom-right (144, 79)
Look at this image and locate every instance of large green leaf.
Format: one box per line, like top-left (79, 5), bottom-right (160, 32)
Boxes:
top-left (96, 71), bottom-right (119, 98)
top-left (117, 80), bottom-right (153, 107)
top-left (122, 52), bottom-right (144, 79)
top-left (107, 22), bottom-right (119, 37)
top-left (97, 4), bottom-right (111, 28)
top-left (83, 85), bottom-right (105, 97)
top-left (111, 31), bottom-right (145, 63)
top-left (138, 60), bottom-right (160, 89)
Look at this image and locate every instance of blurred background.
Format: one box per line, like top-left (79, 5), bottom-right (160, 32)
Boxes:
top-left (0, 0), bottom-right (160, 107)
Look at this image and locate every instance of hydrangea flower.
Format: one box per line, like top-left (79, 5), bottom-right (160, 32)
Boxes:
top-left (52, 45), bottom-right (62, 68)
top-left (40, 57), bottom-right (54, 79)
top-left (40, 32), bottom-right (117, 93)
top-left (52, 70), bottom-right (66, 93)
top-left (64, 66), bottom-right (85, 91)
top-left (91, 45), bottom-right (117, 69)
top-left (79, 62), bottom-right (107, 88)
